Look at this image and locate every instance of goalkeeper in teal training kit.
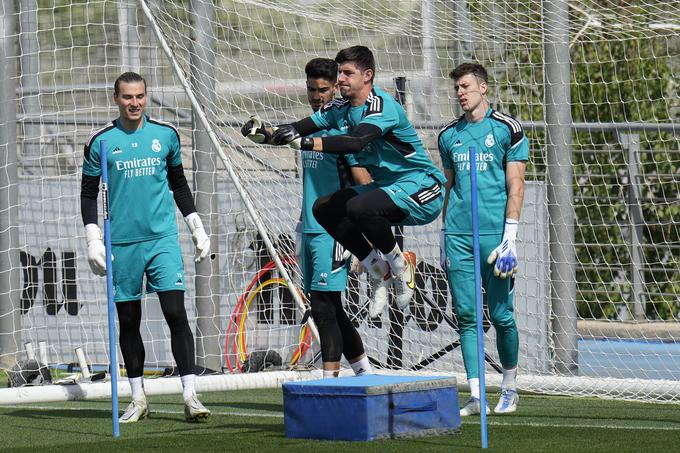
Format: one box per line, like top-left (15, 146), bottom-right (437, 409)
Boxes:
top-left (438, 63), bottom-right (528, 416)
top-left (80, 72), bottom-right (211, 423)
top-left (243, 45), bottom-right (445, 319)
top-left (242, 58), bottom-right (374, 378)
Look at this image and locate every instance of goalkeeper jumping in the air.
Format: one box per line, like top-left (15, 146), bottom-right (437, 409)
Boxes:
top-left (242, 45), bottom-right (445, 318)
top-left (243, 58), bottom-right (373, 378)
top-left (80, 72), bottom-right (211, 423)
top-left (438, 63), bottom-right (528, 416)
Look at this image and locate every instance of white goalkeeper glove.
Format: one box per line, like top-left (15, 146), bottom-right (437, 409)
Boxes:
top-left (85, 224), bottom-right (109, 276)
top-left (294, 221), bottom-right (302, 258)
top-left (439, 229), bottom-right (447, 272)
top-left (241, 114), bottom-right (271, 144)
top-left (487, 218), bottom-right (519, 279)
top-left (185, 212), bottom-right (211, 263)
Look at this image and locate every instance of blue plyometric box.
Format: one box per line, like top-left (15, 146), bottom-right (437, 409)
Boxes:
top-left (283, 374), bottom-right (460, 441)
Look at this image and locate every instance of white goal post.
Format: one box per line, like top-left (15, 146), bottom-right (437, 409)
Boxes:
top-left (0, 0), bottom-right (679, 405)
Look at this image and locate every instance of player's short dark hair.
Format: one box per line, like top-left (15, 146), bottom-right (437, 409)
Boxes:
top-left (449, 63), bottom-right (488, 84)
top-left (305, 58), bottom-right (338, 83)
top-left (335, 45), bottom-right (375, 82)
top-left (114, 72), bottom-right (147, 96)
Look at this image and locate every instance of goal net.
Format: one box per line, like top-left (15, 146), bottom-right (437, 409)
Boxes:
top-left (0, 0), bottom-right (678, 404)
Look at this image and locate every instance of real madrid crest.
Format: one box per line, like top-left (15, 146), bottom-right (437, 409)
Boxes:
top-left (485, 133), bottom-right (495, 148)
top-left (152, 138), bottom-right (162, 152)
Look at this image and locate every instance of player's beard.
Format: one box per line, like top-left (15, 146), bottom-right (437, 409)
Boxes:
top-left (338, 87), bottom-right (351, 100)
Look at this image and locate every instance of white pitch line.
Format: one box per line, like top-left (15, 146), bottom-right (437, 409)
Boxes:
top-left (460, 419), bottom-right (680, 431)
top-left (4, 405), bottom-right (680, 431)
top-left (2, 404), bottom-right (283, 419)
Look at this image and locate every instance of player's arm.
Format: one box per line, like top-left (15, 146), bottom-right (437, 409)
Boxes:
top-left (439, 168), bottom-right (455, 270)
top-left (279, 123), bottom-right (382, 154)
top-left (80, 144), bottom-right (107, 276)
top-left (504, 119), bottom-right (528, 221)
top-left (168, 162), bottom-right (211, 263)
top-left (437, 130), bottom-right (456, 226)
top-left (296, 95), bottom-right (393, 153)
top-left (505, 161), bottom-right (526, 222)
top-left (486, 161), bottom-right (526, 278)
top-left (350, 167), bottom-right (372, 185)
top-left (80, 174), bottom-right (100, 226)
top-left (441, 168), bottom-right (454, 224)
top-left (168, 163), bottom-right (197, 217)
top-left (437, 129), bottom-right (456, 271)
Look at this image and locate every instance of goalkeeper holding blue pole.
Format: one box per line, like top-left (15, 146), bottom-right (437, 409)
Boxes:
top-left (80, 72), bottom-right (211, 423)
top-left (438, 63), bottom-right (528, 416)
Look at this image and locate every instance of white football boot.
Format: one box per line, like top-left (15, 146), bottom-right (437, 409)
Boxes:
top-left (393, 251), bottom-right (416, 309)
top-left (119, 398), bottom-right (149, 423)
top-left (460, 397), bottom-right (490, 417)
top-left (494, 389), bottom-right (519, 414)
top-left (184, 394), bottom-right (211, 422)
top-left (368, 267), bottom-right (392, 319)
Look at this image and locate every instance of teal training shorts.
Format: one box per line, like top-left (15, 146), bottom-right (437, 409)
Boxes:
top-left (111, 234), bottom-right (185, 302)
top-left (353, 172), bottom-right (443, 226)
top-left (444, 232), bottom-right (514, 320)
top-left (300, 232), bottom-right (349, 294)
top-left (444, 232), bottom-right (519, 374)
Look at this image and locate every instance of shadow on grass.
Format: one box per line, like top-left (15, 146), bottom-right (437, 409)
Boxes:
top-left (144, 420), bottom-right (284, 437)
top-left (479, 411), bottom-right (680, 429)
top-left (4, 408), bottom-right (112, 420)
top-left (211, 401), bottom-right (283, 413)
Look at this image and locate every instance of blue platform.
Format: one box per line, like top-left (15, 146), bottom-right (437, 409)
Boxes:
top-left (283, 374), bottom-right (460, 441)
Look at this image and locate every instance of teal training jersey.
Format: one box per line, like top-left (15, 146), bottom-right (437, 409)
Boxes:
top-left (82, 116), bottom-right (183, 244)
top-left (438, 107), bottom-right (529, 235)
top-left (300, 127), bottom-right (358, 233)
top-left (310, 85), bottom-right (445, 187)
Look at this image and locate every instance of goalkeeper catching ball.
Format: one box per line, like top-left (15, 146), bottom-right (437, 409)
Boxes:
top-left (80, 72), bottom-right (211, 423)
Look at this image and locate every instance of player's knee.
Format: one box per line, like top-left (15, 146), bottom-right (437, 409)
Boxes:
top-left (311, 291), bottom-right (343, 362)
top-left (115, 300), bottom-right (142, 331)
top-left (159, 291), bottom-right (190, 331)
top-left (311, 291), bottom-right (338, 325)
top-left (490, 311), bottom-right (517, 332)
top-left (166, 315), bottom-right (191, 335)
top-left (312, 195), bottom-right (332, 225)
top-left (454, 304), bottom-right (477, 328)
top-left (345, 196), bottom-right (368, 223)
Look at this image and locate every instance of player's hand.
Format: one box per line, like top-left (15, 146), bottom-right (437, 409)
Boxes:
top-left (271, 124), bottom-right (301, 148)
top-left (294, 221), bottom-right (302, 258)
top-left (486, 218), bottom-right (519, 279)
top-left (350, 255), bottom-right (367, 274)
top-left (85, 224), bottom-right (110, 276)
top-left (185, 212), bottom-right (211, 263)
top-left (241, 114), bottom-right (272, 144)
top-left (439, 229), bottom-right (447, 272)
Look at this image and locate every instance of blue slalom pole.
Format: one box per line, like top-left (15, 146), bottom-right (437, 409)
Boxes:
top-left (469, 146), bottom-right (488, 448)
top-left (101, 140), bottom-right (120, 438)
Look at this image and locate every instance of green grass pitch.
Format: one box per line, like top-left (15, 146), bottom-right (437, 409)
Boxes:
top-left (1, 382), bottom-right (679, 453)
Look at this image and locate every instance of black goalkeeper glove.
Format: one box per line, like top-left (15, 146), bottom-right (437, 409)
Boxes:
top-left (271, 124), bottom-right (301, 147)
top-left (241, 114), bottom-right (271, 144)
